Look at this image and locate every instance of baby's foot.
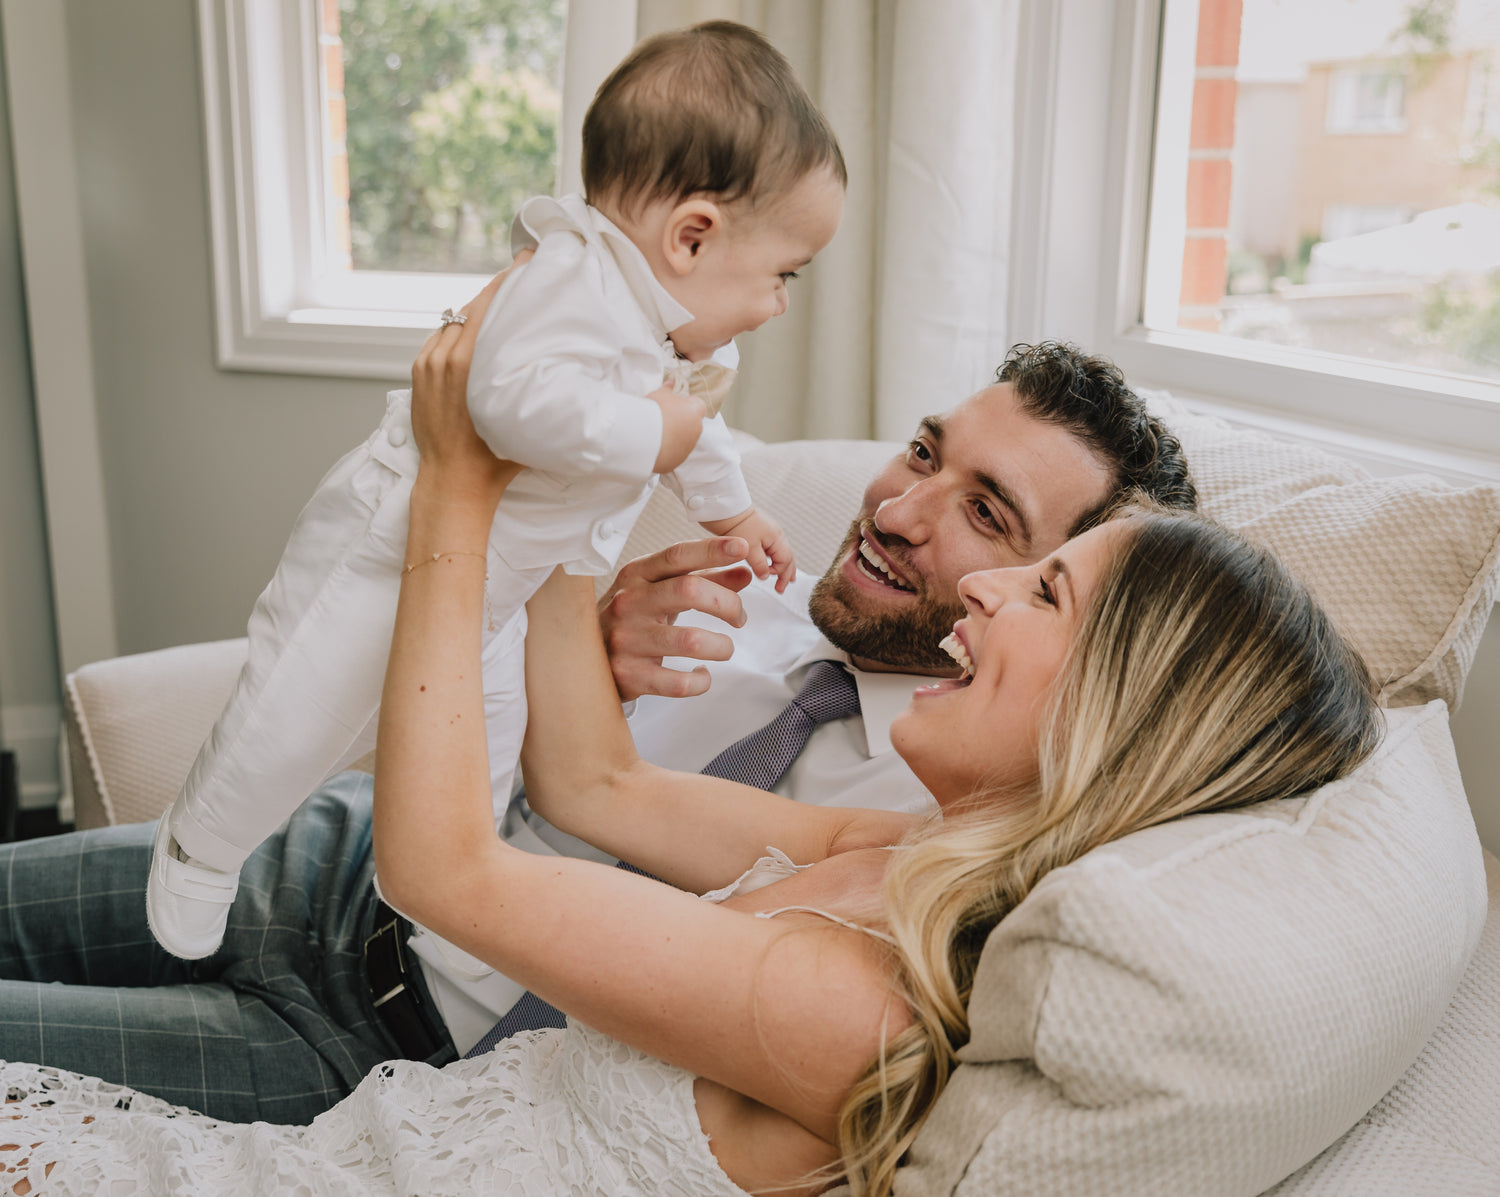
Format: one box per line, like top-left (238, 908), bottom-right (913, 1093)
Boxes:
top-left (145, 809), bottom-right (240, 959)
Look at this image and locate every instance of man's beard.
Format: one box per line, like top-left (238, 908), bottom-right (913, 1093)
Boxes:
top-left (807, 520), bottom-right (965, 672)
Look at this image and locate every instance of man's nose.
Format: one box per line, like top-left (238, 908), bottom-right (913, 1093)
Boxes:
top-left (773, 288), bottom-right (789, 318)
top-left (874, 477), bottom-right (937, 543)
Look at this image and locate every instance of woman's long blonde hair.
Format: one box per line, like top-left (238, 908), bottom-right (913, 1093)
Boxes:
top-left (834, 508), bottom-right (1382, 1196)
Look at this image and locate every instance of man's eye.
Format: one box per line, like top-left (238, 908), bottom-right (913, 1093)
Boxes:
top-left (779, 271), bottom-right (799, 282)
top-left (907, 440), bottom-right (934, 467)
top-left (971, 499), bottom-right (1000, 531)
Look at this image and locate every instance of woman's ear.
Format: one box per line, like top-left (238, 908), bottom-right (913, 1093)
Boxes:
top-left (661, 199), bottom-right (723, 276)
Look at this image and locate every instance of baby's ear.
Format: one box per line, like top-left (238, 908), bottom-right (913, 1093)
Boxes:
top-left (662, 199), bottom-right (722, 275)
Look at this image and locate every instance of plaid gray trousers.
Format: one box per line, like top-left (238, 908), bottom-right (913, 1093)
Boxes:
top-left (0, 771), bottom-right (452, 1124)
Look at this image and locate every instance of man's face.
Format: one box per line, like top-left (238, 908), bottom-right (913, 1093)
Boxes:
top-left (808, 383), bottom-right (1117, 674)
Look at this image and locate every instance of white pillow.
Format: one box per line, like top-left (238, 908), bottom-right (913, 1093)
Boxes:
top-left (1267, 852), bottom-right (1500, 1195)
top-left (1144, 393), bottom-right (1500, 711)
top-left (893, 702), bottom-right (1488, 1197)
top-left (607, 436), bottom-right (901, 593)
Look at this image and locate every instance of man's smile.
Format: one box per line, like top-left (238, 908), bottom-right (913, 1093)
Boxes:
top-left (846, 527), bottom-right (917, 595)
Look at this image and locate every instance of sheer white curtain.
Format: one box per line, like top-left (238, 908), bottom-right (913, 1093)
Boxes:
top-left (633, 0), bottom-right (1021, 442)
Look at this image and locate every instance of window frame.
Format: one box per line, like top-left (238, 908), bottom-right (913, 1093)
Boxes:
top-left (197, 0), bottom-right (621, 380)
top-left (1009, 0), bottom-right (1500, 484)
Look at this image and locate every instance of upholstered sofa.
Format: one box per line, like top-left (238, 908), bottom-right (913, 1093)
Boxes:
top-left (64, 396), bottom-right (1500, 1195)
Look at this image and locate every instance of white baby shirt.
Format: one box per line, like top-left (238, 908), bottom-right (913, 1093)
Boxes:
top-left (465, 193), bottom-right (752, 586)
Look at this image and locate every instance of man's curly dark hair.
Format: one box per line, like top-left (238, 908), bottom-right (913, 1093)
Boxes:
top-left (997, 342), bottom-right (1197, 532)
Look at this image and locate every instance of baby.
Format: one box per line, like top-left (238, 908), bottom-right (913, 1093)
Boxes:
top-left (147, 21), bottom-right (846, 960)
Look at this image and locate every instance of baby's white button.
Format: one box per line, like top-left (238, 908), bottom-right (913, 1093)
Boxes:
top-left (387, 426), bottom-right (408, 448)
top-left (598, 521), bottom-right (617, 540)
top-left (686, 495), bottom-right (706, 512)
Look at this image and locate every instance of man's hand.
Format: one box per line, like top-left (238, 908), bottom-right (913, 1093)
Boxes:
top-left (597, 537), bottom-right (754, 700)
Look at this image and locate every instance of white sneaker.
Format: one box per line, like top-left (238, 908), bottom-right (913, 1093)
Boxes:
top-left (145, 809), bottom-right (241, 959)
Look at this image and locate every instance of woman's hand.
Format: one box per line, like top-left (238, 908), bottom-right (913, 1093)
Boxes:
top-left (409, 254), bottom-right (533, 510)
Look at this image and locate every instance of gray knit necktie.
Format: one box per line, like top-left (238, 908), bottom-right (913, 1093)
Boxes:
top-left (462, 660), bottom-right (861, 1058)
top-left (699, 659), bottom-right (861, 791)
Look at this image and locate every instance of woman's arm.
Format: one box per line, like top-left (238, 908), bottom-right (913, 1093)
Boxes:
top-left (519, 567), bottom-right (915, 892)
top-left (372, 281), bottom-right (910, 1147)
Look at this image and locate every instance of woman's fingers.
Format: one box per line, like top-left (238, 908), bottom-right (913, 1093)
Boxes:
top-left (413, 250), bottom-right (533, 388)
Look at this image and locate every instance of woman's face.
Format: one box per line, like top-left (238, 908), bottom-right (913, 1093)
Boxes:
top-left (890, 520), bottom-right (1131, 809)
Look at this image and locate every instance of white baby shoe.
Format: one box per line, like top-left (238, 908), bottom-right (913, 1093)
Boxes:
top-left (145, 809), bottom-right (241, 960)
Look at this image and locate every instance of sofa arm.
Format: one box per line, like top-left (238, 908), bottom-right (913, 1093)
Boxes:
top-left (65, 638), bottom-right (248, 828)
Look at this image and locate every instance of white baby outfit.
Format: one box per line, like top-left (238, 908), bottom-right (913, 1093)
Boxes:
top-left (2, 853), bottom-right (872, 1196)
top-left (151, 194), bottom-right (752, 953)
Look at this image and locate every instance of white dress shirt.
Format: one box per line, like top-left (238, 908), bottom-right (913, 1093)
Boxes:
top-left (411, 572), bottom-right (942, 1052)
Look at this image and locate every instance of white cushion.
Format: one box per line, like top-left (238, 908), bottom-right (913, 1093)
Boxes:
top-left (65, 638), bottom-right (248, 828)
top-left (1266, 851), bottom-right (1500, 1195)
top-left (610, 436), bottom-right (902, 593)
top-left (1145, 393), bottom-right (1500, 712)
top-left (894, 702), bottom-right (1488, 1197)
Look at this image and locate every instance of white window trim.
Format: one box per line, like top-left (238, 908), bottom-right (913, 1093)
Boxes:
top-left (197, 0), bottom-right (634, 381)
top-left (1009, 0), bottom-right (1500, 487)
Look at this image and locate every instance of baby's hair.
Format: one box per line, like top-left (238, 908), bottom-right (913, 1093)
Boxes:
top-left (582, 20), bottom-right (846, 215)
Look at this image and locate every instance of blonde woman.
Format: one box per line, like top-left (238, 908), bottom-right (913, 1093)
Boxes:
top-left (0, 281), bottom-right (1378, 1197)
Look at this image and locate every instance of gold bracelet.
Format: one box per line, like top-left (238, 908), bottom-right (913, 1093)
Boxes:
top-left (401, 551), bottom-right (487, 575)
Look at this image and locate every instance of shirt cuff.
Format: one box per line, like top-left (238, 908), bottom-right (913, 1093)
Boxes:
top-left (609, 395), bottom-right (665, 482)
top-left (685, 476), bottom-right (754, 523)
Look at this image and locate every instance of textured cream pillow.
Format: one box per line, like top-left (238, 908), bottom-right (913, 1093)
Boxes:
top-left (1144, 393), bottom-right (1500, 711)
top-left (891, 702), bottom-right (1488, 1197)
top-left (1267, 853), bottom-right (1500, 1196)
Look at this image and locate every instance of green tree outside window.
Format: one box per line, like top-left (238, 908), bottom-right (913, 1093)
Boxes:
top-left (339, 0), bottom-right (566, 274)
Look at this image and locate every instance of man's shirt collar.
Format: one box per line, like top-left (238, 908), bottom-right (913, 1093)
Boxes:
top-left (788, 638), bottom-right (935, 758)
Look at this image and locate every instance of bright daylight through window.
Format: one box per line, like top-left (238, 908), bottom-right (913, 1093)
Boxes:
top-left (319, 0), bottom-right (566, 278)
top-left (1145, 0), bottom-right (1500, 384)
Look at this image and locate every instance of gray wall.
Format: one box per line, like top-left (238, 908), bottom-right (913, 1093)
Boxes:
top-left (67, 1), bottom-right (388, 656)
top-left (0, 17), bottom-right (63, 804)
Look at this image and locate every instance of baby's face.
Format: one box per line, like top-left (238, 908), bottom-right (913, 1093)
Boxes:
top-left (667, 167), bottom-right (844, 362)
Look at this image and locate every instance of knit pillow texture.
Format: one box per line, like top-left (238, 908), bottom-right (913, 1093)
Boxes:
top-left (893, 702), bottom-right (1487, 1197)
top-left (1143, 391), bottom-right (1500, 711)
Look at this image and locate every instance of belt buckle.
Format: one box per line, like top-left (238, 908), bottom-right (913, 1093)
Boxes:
top-left (364, 911), bottom-right (408, 1010)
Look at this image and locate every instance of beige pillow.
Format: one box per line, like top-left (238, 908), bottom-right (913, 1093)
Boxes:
top-left (1145, 393), bottom-right (1500, 711)
top-left (1267, 852), bottom-right (1500, 1195)
top-left (891, 702), bottom-right (1488, 1197)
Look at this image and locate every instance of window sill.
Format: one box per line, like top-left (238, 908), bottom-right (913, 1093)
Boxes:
top-left (1104, 324), bottom-right (1500, 479)
top-left (214, 309), bottom-right (438, 381)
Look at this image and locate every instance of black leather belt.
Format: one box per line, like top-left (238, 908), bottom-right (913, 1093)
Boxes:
top-left (364, 900), bottom-right (448, 1062)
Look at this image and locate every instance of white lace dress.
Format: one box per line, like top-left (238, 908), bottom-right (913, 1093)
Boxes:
top-left (0, 851), bottom-right (861, 1197)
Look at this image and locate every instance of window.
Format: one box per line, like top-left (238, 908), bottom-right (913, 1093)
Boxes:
top-left (1325, 65), bottom-right (1406, 134)
top-left (1009, 0), bottom-right (1500, 479)
top-left (322, 0), bottom-right (565, 279)
top-left (198, 0), bottom-right (630, 379)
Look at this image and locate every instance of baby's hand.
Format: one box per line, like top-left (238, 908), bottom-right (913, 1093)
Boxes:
top-left (700, 508), bottom-right (796, 593)
top-left (648, 384), bottom-right (707, 474)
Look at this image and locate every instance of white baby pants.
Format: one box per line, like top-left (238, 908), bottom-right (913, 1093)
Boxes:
top-left (169, 402), bottom-right (538, 873)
